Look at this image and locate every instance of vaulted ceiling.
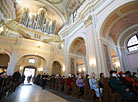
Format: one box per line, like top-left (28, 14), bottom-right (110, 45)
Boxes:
top-left (101, 1), bottom-right (138, 44)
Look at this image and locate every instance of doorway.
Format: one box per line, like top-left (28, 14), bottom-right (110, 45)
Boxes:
top-left (23, 67), bottom-right (36, 84)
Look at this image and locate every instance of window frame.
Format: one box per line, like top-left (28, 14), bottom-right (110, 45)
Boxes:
top-left (127, 34), bottom-right (138, 52)
top-left (28, 58), bottom-right (36, 64)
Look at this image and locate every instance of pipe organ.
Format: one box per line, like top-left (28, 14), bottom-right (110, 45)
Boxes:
top-left (19, 8), bottom-right (56, 34)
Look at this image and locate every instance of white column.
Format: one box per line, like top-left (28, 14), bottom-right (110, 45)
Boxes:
top-left (120, 48), bottom-right (131, 71)
top-left (43, 63), bottom-right (47, 73)
top-left (74, 57), bottom-right (77, 75)
top-left (84, 56), bottom-right (88, 75)
top-left (7, 51), bottom-right (18, 76)
top-left (85, 25), bottom-right (97, 76)
top-left (64, 38), bottom-right (70, 76)
top-left (91, 11), bottom-right (109, 77)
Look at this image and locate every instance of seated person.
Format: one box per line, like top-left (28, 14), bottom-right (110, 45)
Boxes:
top-left (99, 73), bottom-right (105, 88)
top-left (89, 72), bottom-right (102, 97)
top-left (125, 71), bottom-right (138, 88)
top-left (60, 76), bottom-right (65, 92)
top-left (0, 69), bottom-right (6, 76)
top-left (109, 70), bottom-right (137, 102)
top-left (67, 74), bottom-right (74, 92)
top-left (119, 71), bottom-right (138, 96)
top-left (0, 72), bottom-right (7, 78)
top-left (132, 72), bottom-right (138, 83)
top-left (76, 76), bottom-right (85, 96)
top-left (12, 70), bottom-right (21, 82)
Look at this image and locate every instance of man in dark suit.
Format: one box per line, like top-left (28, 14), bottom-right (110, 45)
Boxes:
top-left (41, 73), bottom-right (48, 89)
top-left (109, 70), bottom-right (137, 102)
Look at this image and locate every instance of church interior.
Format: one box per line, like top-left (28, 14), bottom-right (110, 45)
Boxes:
top-left (0, 0), bottom-right (138, 102)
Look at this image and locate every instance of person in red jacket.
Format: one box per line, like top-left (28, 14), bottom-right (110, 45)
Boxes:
top-left (67, 74), bottom-right (74, 93)
top-left (125, 71), bottom-right (138, 88)
top-left (119, 71), bottom-right (138, 96)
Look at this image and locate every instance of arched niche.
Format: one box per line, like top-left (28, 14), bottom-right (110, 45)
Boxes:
top-left (110, 48), bottom-right (120, 71)
top-left (0, 53), bottom-right (10, 73)
top-left (76, 59), bottom-right (85, 76)
top-left (69, 37), bottom-right (86, 74)
top-left (52, 61), bottom-right (62, 75)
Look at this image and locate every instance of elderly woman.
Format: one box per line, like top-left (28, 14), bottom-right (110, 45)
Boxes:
top-left (89, 72), bottom-right (102, 97)
top-left (76, 76), bottom-right (85, 96)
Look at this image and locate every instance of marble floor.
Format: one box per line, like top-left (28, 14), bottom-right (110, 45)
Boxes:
top-left (2, 84), bottom-right (69, 102)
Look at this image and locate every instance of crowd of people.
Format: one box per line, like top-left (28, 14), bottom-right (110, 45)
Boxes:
top-left (0, 69), bottom-right (138, 102)
top-left (0, 70), bottom-right (32, 84)
top-left (0, 70), bottom-right (22, 99)
top-left (34, 70), bottom-right (138, 102)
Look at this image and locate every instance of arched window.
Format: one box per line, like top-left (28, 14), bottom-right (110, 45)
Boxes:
top-left (28, 58), bottom-right (36, 64)
top-left (127, 34), bottom-right (138, 52)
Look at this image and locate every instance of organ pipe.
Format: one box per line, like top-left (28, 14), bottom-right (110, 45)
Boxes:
top-left (19, 8), bottom-right (56, 34)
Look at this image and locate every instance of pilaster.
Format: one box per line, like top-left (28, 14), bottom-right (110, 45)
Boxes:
top-left (7, 50), bottom-right (18, 76)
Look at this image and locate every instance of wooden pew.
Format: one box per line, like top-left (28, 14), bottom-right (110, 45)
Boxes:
top-left (103, 78), bottom-right (122, 102)
top-left (83, 78), bottom-right (95, 102)
top-left (58, 78), bottom-right (64, 93)
top-left (63, 78), bottom-right (69, 94)
top-left (51, 77), bottom-right (55, 90)
top-left (71, 84), bottom-right (80, 97)
top-left (54, 78), bottom-right (60, 91)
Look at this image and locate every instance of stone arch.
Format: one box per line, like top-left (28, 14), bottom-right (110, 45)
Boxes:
top-left (98, 0), bottom-right (138, 40)
top-left (51, 59), bottom-right (64, 68)
top-left (0, 52), bottom-right (10, 72)
top-left (67, 32), bottom-right (86, 53)
top-left (69, 37), bottom-right (86, 56)
top-left (109, 12), bottom-right (138, 44)
top-left (17, 54), bottom-right (47, 64)
top-left (0, 50), bottom-right (11, 60)
top-left (15, 54), bottom-right (47, 75)
top-left (118, 24), bottom-right (138, 49)
top-left (115, 24), bottom-right (138, 72)
top-left (68, 36), bottom-right (87, 74)
top-left (51, 61), bottom-right (62, 75)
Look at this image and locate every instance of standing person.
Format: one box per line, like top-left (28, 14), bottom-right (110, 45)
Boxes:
top-left (0, 68), bottom-right (6, 76)
top-left (109, 70), bottom-right (137, 102)
top-left (27, 75), bottom-right (32, 83)
top-left (67, 74), bottom-right (74, 94)
top-left (60, 76), bottom-right (65, 92)
top-left (41, 73), bottom-right (47, 89)
top-left (76, 76), bottom-right (85, 96)
top-left (76, 73), bottom-right (80, 78)
top-left (21, 74), bottom-right (26, 85)
top-left (12, 70), bottom-right (21, 82)
top-left (12, 70), bottom-right (21, 91)
top-left (89, 72), bottom-right (102, 97)
top-left (34, 74), bottom-right (41, 85)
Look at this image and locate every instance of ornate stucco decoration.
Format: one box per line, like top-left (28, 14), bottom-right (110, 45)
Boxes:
top-left (47, 0), bottom-right (63, 4)
top-left (84, 15), bottom-right (92, 28)
top-left (0, 19), bottom-right (63, 48)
